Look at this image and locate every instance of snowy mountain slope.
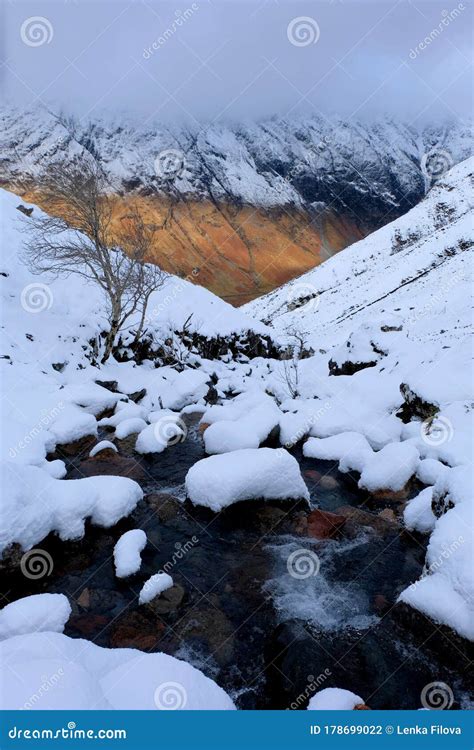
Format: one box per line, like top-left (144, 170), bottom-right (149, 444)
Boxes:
top-left (243, 157), bottom-right (473, 352)
top-left (1, 105), bottom-right (471, 217)
top-left (1, 105), bottom-right (472, 303)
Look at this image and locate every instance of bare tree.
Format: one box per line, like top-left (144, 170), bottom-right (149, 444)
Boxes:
top-left (21, 159), bottom-right (166, 362)
top-left (280, 327), bottom-right (312, 399)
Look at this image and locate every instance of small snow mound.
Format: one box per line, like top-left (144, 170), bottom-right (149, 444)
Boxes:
top-left (139, 573), bottom-right (174, 604)
top-left (114, 529), bottom-right (147, 578)
top-left (307, 687), bottom-right (364, 710)
top-left (185, 448), bottom-right (309, 511)
top-left (358, 442), bottom-right (419, 492)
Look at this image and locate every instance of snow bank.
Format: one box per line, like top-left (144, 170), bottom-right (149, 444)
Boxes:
top-left (0, 632), bottom-right (236, 710)
top-left (185, 448), bottom-right (309, 511)
top-left (114, 529), bottom-right (147, 578)
top-left (0, 463), bottom-right (143, 554)
top-left (139, 573), bottom-right (174, 604)
top-left (307, 688), bottom-right (364, 710)
top-left (0, 594), bottom-right (71, 640)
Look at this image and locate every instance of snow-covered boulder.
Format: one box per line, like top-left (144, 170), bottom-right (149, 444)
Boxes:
top-left (113, 529), bottom-right (147, 578)
top-left (139, 573), bottom-right (174, 604)
top-left (115, 417), bottom-right (148, 439)
top-left (185, 448), bottom-right (309, 511)
top-left (160, 370), bottom-right (208, 410)
top-left (89, 440), bottom-right (118, 458)
top-left (0, 632), bottom-right (236, 709)
top-left (358, 442), bottom-right (419, 493)
top-left (135, 415), bottom-right (185, 454)
top-left (0, 594), bottom-right (71, 640)
top-left (403, 487), bottom-right (436, 534)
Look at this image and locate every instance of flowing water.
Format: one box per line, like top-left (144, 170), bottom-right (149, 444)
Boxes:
top-left (2, 418), bottom-right (472, 709)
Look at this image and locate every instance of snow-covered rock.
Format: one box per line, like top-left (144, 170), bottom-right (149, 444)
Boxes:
top-left (113, 530), bottom-right (147, 578)
top-left (203, 394), bottom-right (281, 454)
top-left (403, 488), bottom-right (436, 534)
top-left (0, 632), bottom-right (236, 710)
top-left (307, 688), bottom-right (364, 710)
top-left (139, 573), bottom-right (174, 605)
top-left (115, 417), bottom-right (148, 439)
top-left (0, 594), bottom-right (71, 640)
top-left (89, 440), bottom-right (118, 457)
top-left (160, 370), bottom-right (209, 411)
top-left (185, 448), bottom-right (309, 511)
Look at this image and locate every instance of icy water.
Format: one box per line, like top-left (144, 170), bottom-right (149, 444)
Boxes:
top-left (4, 419), bottom-right (472, 709)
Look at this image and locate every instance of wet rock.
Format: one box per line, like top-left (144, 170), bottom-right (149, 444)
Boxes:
top-left (128, 388), bottom-right (147, 403)
top-left (354, 704), bottom-right (371, 710)
top-left (378, 508), bottom-right (398, 524)
top-left (198, 422), bottom-right (210, 434)
top-left (110, 611), bottom-right (165, 651)
top-left (328, 358), bottom-right (378, 376)
top-left (337, 505), bottom-right (396, 536)
top-left (0, 542), bottom-right (23, 572)
top-left (146, 584), bottom-right (185, 615)
top-left (95, 379), bottom-right (119, 393)
top-left (370, 485), bottom-right (411, 503)
top-left (204, 385), bottom-right (219, 405)
top-left (56, 434), bottom-right (96, 458)
top-left (176, 597), bottom-right (235, 666)
top-left (304, 469), bottom-right (321, 482)
top-left (306, 509), bottom-right (346, 539)
top-left (77, 588), bottom-right (91, 608)
top-left (68, 453), bottom-right (145, 481)
top-left (396, 384), bottom-right (438, 423)
top-left (146, 493), bottom-right (181, 522)
top-left (68, 613), bottom-right (109, 637)
top-left (254, 505), bottom-right (288, 534)
top-left (318, 475), bottom-right (340, 490)
top-left (373, 594), bottom-right (390, 615)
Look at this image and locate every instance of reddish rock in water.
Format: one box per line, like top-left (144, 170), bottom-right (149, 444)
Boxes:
top-left (68, 453), bottom-right (145, 481)
top-left (55, 434), bottom-right (96, 458)
top-left (373, 593), bottom-right (390, 615)
top-left (303, 469), bottom-right (321, 482)
top-left (68, 613), bottom-right (108, 637)
top-left (354, 704), bottom-right (371, 710)
top-left (306, 509), bottom-right (346, 539)
top-left (110, 611), bottom-right (165, 651)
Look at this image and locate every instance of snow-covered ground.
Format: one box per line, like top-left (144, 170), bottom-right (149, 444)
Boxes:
top-left (0, 156), bottom-right (472, 710)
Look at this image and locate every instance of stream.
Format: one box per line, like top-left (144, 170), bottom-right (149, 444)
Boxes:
top-left (3, 417), bottom-right (472, 709)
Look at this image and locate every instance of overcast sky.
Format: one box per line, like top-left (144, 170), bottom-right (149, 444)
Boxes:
top-left (1, 0), bottom-right (472, 125)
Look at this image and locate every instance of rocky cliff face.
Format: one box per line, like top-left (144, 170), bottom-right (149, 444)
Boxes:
top-left (1, 105), bottom-right (471, 302)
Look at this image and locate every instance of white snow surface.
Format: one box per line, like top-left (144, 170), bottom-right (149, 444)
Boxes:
top-left (113, 529), bottom-right (147, 578)
top-left (0, 594), bottom-right (71, 640)
top-left (0, 632), bottom-right (236, 710)
top-left (185, 448), bottom-right (310, 511)
top-left (89, 440), bottom-right (118, 457)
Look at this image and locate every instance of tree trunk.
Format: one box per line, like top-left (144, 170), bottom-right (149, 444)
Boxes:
top-left (102, 318), bottom-right (120, 363)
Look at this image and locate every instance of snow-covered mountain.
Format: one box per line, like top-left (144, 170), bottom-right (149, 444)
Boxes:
top-left (1, 104), bottom-right (472, 302)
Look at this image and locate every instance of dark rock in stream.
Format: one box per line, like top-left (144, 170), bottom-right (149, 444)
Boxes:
top-left (68, 452), bottom-right (145, 481)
